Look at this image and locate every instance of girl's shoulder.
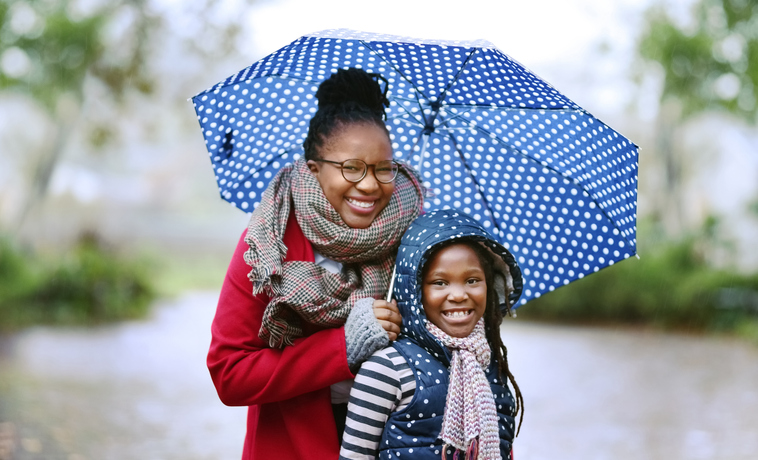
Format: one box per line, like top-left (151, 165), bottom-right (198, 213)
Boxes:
top-left (365, 346), bottom-right (410, 371)
top-left (358, 346), bottom-right (413, 386)
top-left (354, 345), bottom-right (416, 412)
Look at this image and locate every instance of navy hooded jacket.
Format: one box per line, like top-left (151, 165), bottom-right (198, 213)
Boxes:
top-left (378, 209), bottom-right (524, 459)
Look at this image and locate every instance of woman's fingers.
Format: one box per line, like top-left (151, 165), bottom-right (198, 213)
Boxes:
top-left (376, 320), bottom-right (399, 341)
top-left (372, 299), bottom-right (401, 324)
top-left (375, 317), bottom-right (400, 335)
top-left (372, 299), bottom-right (401, 341)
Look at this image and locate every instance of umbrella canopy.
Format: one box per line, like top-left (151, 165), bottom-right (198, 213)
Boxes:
top-left (191, 28), bottom-right (638, 306)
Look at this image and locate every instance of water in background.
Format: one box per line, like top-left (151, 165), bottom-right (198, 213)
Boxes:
top-left (1, 292), bottom-right (757, 459)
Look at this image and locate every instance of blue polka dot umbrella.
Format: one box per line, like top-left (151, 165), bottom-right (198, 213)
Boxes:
top-left (191, 29), bottom-right (638, 306)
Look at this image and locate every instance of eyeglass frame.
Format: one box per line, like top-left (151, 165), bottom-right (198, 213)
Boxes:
top-left (311, 158), bottom-right (400, 184)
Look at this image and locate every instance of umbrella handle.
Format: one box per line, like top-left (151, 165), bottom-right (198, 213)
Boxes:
top-left (385, 265), bottom-right (397, 302)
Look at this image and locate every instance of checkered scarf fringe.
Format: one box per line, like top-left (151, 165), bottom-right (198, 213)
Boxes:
top-left (244, 158), bottom-right (424, 348)
top-left (427, 319), bottom-right (502, 460)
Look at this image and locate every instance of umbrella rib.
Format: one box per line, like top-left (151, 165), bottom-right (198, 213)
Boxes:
top-left (387, 115), bottom-right (425, 127)
top-left (223, 73), bottom-right (318, 90)
top-left (442, 104), bottom-right (586, 114)
top-left (357, 40), bottom-right (433, 123)
top-left (386, 112), bottom-right (429, 165)
top-left (239, 143), bottom-right (305, 184)
top-left (358, 41), bottom-right (424, 93)
top-left (435, 48), bottom-right (480, 107)
top-left (450, 116), bottom-right (637, 249)
top-left (387, 105), bottom-right (426, 127)
top-left (407, 131), bottom-right (426, 166)
top-left (389, 118), bottom-right (431, 163)
top-left (443, 132), bottom-right (500, 234)
top-left (434, 108), bottom-right (478, 130)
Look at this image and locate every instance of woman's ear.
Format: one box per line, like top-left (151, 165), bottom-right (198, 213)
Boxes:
top-left (306, 160), bottom-right (320, 175)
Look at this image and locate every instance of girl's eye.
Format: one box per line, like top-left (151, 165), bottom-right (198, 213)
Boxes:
top-left (467, 278), bottom-right (481, 285)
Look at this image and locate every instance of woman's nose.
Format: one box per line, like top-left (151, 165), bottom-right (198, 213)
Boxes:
top-left (354, 167), bottom-right (380, 192)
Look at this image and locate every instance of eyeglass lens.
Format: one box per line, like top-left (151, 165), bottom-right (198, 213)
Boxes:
top-left (341, 159), bottom-right (398, 183)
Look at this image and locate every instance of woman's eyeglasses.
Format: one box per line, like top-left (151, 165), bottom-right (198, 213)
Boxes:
top-left (312, 159), bottom-right (399, 184)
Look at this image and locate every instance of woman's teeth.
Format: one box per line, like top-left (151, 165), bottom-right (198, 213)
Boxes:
top-left (443, 310), bottom-right (470, 318)
top-left (346, 198), bottom-right (375, 208)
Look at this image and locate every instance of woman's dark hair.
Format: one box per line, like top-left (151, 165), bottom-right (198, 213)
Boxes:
top-left (303, 67), bottom-right (390, 160)
top-left (422, 239), bottom-right (524, 436)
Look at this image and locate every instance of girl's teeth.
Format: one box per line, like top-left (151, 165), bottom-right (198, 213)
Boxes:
top-left (347, 198), bottom-right (375, 208)
top-left (445, 311), bottom-right (468, 318)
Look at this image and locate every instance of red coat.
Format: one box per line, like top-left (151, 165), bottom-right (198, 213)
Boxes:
top-left (208, 211), bottom-right (355, 459)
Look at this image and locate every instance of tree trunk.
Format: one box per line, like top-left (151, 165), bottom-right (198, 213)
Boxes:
top-left (15, 111), bottom-right (78, 234)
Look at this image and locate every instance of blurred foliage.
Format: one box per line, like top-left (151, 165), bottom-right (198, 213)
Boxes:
top-left (0, 0), bottom-right (160, 229)
top-left (0, 232), bottom-right (156, 331)
top-left (518, 220), bottom-right (758, 342)
top-left (0, 0), bottom-right (154, 108)
top-left (1, 0), bottom-right (258, 231)
top-left (639, 0), bottom-right (758, 121)
top-left (0, 0), bottom-right (258, 112)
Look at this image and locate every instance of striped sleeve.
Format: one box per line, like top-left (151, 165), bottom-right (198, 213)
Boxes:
top-left (339, 347), bottom-right (415, 459)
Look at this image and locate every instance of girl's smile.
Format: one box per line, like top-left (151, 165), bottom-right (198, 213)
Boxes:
top-left (421, 243), bottom-right (488, 338)
top-left (442, 309), bottom-right (475, 319)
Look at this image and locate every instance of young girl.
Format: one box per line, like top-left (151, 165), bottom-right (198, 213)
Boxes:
top-left (339, 209), bottom-right (524, 460)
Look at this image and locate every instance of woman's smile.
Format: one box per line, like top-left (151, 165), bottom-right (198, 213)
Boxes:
top-left (345, 197), bottom-right (377, 210)
top-left (307, 123), bottom-right (394, 229)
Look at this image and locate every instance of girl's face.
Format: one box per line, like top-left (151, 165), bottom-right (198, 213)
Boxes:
top-left (307, 123), bottom-right (395, 229)
top-left (421, 243), bottom-right (487, 338)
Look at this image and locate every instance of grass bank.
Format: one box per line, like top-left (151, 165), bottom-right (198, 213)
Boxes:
top-left (0, 233), bottom-right (156, 331)
top-left (3, 226), bottom-right (757, 345)
top-left (517, 235), bottom-right (758, 344)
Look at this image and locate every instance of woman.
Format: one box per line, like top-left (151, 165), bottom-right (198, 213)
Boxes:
top-left (207, 68), bottom-right (425, 459)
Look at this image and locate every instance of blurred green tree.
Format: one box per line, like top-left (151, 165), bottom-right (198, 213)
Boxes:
top-left (0, 0), bottom-right (153, 107)
top-left (639, 0), bottom-right (757, 121)
top-left (0, 0), bottom-right (154, 228)
top-left (0, 0), bottom-right (253, 231)
top-left (1, 0), bottom-right (256, 325)
top-left (637, 0), bottom-right (757, 234)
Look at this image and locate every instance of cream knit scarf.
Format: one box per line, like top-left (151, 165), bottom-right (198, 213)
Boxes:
top-left (427, 319), bottom-right (502, 460)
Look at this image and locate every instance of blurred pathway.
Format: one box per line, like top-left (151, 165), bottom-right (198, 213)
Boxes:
top-left (0, 292), bottom-right (246, 460)
top-left (505, 320), bottom-right (758, 459)
top-left (1, 292), bottom-right (757, 459)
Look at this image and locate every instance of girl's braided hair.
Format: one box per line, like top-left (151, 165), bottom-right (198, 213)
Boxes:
top-left (422, 240), bottom-right (525, 436)
top-left (303, 67), bottom-right (390, 160)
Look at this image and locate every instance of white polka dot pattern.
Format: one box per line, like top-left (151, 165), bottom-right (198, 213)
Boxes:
top-left (191, 29), bottom-right (639, 304)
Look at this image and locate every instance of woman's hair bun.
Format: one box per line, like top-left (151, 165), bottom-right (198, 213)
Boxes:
top-left (315, 68), bottom-right (389, 119)
top-left (303, 67), bottom-right (392, 160)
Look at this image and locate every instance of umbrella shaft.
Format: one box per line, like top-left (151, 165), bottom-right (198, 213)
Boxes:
top-left (415, 134), bottom-right (430, 175)
top-left (386, 265), bottom-right (396, 302)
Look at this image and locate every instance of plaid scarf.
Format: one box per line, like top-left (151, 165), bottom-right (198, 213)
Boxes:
top-left (427, 319), bottom-right (501, 460)
top-left (244, 158), bottom-right (424, 348)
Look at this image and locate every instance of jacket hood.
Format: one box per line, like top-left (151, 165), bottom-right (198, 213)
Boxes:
top-left (392, 209), bottom-right (523, 362)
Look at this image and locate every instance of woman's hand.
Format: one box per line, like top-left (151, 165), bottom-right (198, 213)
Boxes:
top-left (372, 299), bottom-right (401, 341)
